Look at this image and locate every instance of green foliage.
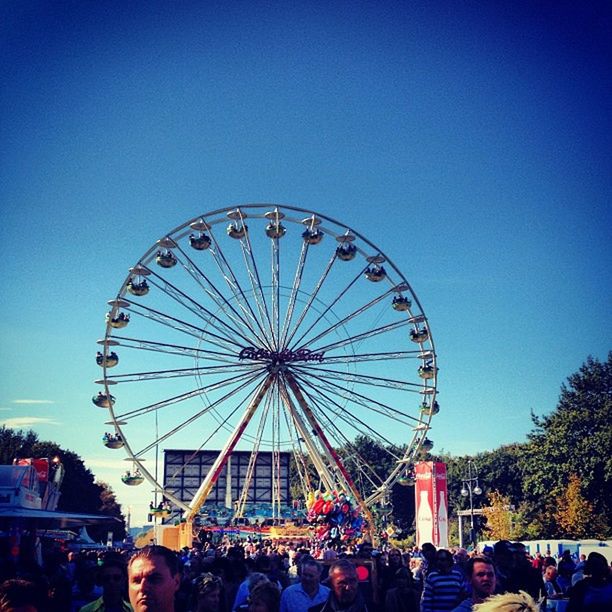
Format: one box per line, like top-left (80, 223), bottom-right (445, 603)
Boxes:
top-left (0, 426), bottom-right (126, 540)
top-left (482, 491), bottom-right (527, 541)
top-left (388, 534), bottom-right (415, 550)
top-left (520, 353), bottom-right (612, 537)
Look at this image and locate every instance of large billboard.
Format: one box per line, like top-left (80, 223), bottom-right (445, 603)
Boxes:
top-left (415, 461), bottom-right (448, 548)
top-left (163, 449), bottom-right (291, 510)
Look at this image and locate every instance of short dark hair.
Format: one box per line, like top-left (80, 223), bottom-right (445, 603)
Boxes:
top-left (328, 559), bottom-right (358, 577)
top-left (421, 543), bottom-right (436, 553)
top-left (466, 556), bottom-right (495, 577)
top-left (300, 557), bottom-right (322, 575)
top-left (99, 551), bottom-right (127, 573)
top-left (435, 549), bottom-right (453, 563)
top-left (129, 545), bottom-right (179, 576)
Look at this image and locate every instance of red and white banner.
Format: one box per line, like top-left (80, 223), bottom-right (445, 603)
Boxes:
top-left (415, 461), bottom-right (448, 548)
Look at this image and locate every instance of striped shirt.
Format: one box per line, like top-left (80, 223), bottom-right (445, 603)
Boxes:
top-left (421, 568), bottom-right (465, 612)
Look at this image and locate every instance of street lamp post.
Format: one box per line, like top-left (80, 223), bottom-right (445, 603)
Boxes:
top-left (460, 459), bottom-right (482, 548)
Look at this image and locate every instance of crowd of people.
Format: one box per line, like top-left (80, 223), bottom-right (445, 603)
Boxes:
top-left (0, 536), bottom-right (611, 612)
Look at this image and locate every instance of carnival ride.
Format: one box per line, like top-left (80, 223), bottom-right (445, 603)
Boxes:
top-left (93, 204), bottom-right (439, 547)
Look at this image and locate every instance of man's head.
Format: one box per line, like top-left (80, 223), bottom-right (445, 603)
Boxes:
top-left (466, 556), bottom-right (496, 601)
top-left (247, 581), bottom-right (280, 612)
top-left (357, 542), bottom-right (373, 558)
top-left (99, 553), bottom-right (128, 605)
top-left (421, 542), bottom-right (436, 564)
top-left (493, 540), bottom-right (516, 571)
top-left (328, 559), bottom-right (359, 606)
top-left (544, 565), bottom-right (557, 581)
top-left (128, 545), bottom-right (180, 612)
top-left (387, 548), bottom-right (402, 567)
top-left (299, 559), bottom-right (322, 595)
top-left (435, 549), bottom-right (454, 574)
top-left (195, 573), bottom-right (222, 612)
top-left (585, 552), bottom-right (608, 581)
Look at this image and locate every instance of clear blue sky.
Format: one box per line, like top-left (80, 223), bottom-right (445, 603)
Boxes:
top-left (1, 0), bottom-right (610, 526)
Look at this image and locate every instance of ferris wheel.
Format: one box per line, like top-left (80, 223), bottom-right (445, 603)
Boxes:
top-left (94, 204), bottom-right (439, 523)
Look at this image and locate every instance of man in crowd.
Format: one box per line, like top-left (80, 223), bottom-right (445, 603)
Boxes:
top-left (451, 556), bottom-right (496, 611)
top-left (79, 553), bottom-right (132, 612)
top-left (421, 549), bottom-right (465, 612)
top-left (128, 545), bottom-right (180, 612)
top-left (308, 559), bottom-right (368, 612)
top-left (493, 541), bottom-right (543, 600)
top-left (280, 558), bottom-right (329, 612)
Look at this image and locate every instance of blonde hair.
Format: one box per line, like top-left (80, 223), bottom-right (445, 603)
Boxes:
top-left (473, 591), bottom-right (539, 612)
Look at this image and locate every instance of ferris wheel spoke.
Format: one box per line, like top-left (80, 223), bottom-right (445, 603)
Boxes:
top-left (121, 299), bottom-right (217, 343)
top-left (292, 364), bottom-right (423, 392)
top-left (283, 371), bottom-right (377, 529)
top-left (133, 372), bottom-right (263, 457)
top-left (287, 261), bottom-right (367, 351)
top-left (279, 238), bottom-right (309, 348)
top-left (306, 400), bottom-right (406, 496)
top-left (171, 242), bottom-right (268, 347)
top-left (291, 368), bottom-right (421, 425)
top-left (312, 318), bottom-right (410, 354)
top-left (100, 363), bottom-right (261, 384)
top-left (280, 401), bottom-right (312, 500)
top-left (294, 372), bottom-right (412, 449)
top-left (237, 222), bottom-right (276, 347)
top-left (308, 408), bottom-right (389, 491)
top-left (296, 285), bottom-right (396, 350)
top-left (283, 250), bottom-right (340, 349)
top-left (235, 395), bottom-right (272, 518)
top-left (144, 269), bottom-right (264, 348)
top-left (271, 238), bottom-right (281, 350)
top-left (320, 350), bottom-right (423, 364)
top-left (108, 335), bottom-right (242, 361)
top-left (204, 222), bottom-right (274, 348)
top-left (114, 368), bottom-right (265, 421)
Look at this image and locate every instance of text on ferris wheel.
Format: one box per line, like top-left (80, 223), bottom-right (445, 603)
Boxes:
top-left (238, 347), bottom-right (326, 363)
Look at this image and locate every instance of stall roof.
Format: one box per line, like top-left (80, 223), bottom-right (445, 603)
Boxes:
top-left (0, 508), bottom-right (121, 528)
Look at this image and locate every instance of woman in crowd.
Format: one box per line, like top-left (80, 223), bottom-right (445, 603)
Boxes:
top-left (247, 581), bottom-right (281, 612)
top-left (194, 573), bottom-right (224, 612)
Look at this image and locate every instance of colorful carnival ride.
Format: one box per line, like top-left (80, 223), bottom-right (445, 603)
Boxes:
top-left (93, 204), bottom-right (438, 548)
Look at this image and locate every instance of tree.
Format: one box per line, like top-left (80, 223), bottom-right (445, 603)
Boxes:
top-left (554, 474), bottom-right (607, 539)
top-left (95, 481), bottom-right (126, 541)
top-left (520, 353), bottom-right (612, 537)
top-left (482, 491), bottom-right (526, 541)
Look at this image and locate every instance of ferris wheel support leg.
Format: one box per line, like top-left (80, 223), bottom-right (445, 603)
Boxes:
top-left (283, 372), bottom-right (377, 542)
top-left (279, 386), bottom-right (337, 493)
top-left (184, 373), bottom-right (275, 523)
